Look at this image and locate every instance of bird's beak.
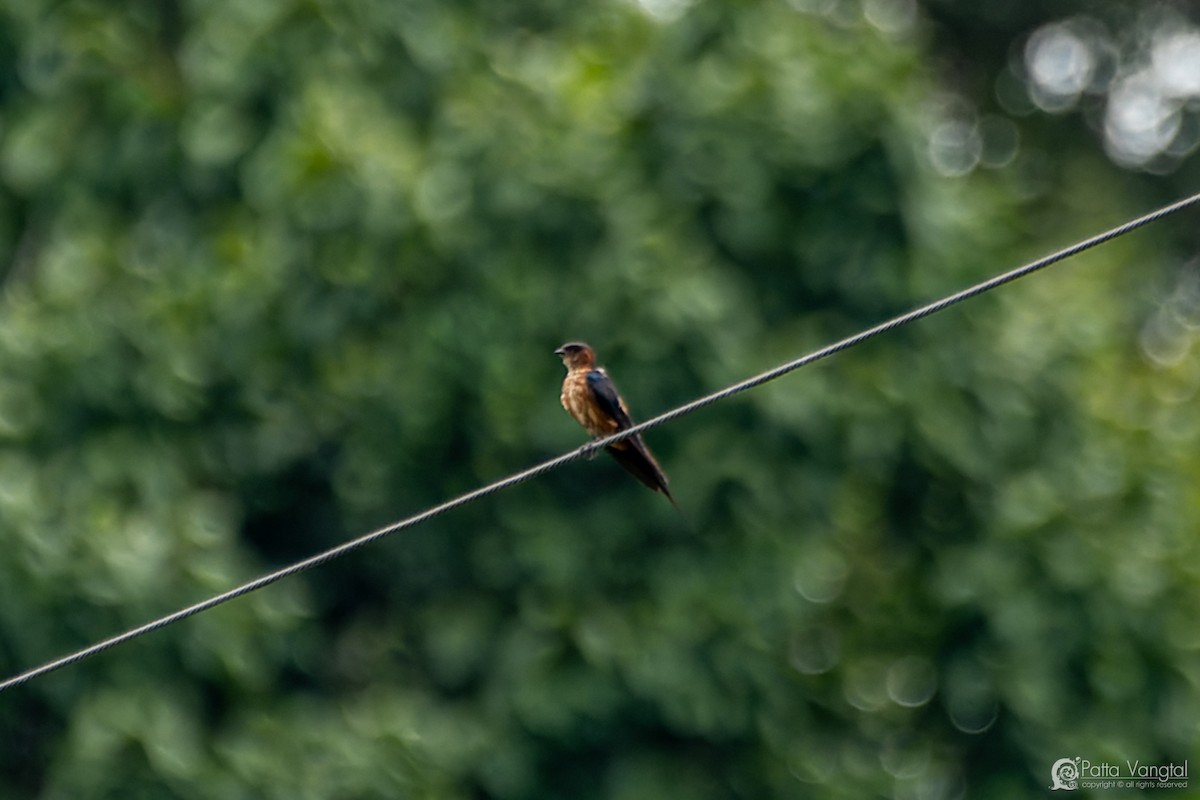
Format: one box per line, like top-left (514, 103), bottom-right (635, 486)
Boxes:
top-left (554, 347), bottom-right (566, 357)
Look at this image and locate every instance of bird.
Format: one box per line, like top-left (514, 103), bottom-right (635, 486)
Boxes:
top-left (555, 341), bottom-right (678, 508)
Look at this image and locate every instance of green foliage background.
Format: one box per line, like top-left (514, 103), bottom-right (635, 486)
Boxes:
top-left (0, 1), bottom-right (1197, 797)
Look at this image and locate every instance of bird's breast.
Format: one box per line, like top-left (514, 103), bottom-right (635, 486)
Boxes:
top-left (561, 371), bottom-right (617, 437)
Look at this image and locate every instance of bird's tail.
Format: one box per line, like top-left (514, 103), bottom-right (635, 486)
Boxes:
top-left (605, 436), bottom-right (681, 513)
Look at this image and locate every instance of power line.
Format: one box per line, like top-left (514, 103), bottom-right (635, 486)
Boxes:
top-left (2, 190), bottom-right (1199, 694)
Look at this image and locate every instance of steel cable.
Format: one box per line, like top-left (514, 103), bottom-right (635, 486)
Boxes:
top-left (2, 190), bottom-right (1198, 693)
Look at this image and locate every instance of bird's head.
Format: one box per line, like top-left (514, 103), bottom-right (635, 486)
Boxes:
top-left (554, 341), bottom-right (596, 370)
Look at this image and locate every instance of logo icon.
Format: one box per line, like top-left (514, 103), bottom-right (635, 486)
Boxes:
top-left (1050, 757), bottom-right (1080, 791)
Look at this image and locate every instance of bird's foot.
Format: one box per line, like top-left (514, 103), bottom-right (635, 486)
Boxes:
top-left (581, 440), bottom-right (603, 460)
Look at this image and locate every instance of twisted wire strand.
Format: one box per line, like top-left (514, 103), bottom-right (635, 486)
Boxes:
top-left (2, 190), bottom-right (1198, 693)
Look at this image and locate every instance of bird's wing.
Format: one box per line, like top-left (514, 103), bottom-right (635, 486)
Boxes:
top-left (586, 368), bottom-right (678, 509)
top-left (586, 368), bottom-right (635, 430)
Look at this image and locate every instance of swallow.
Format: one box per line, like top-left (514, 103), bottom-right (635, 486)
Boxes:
top-left (555, 341), bottom-right (678, 508)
